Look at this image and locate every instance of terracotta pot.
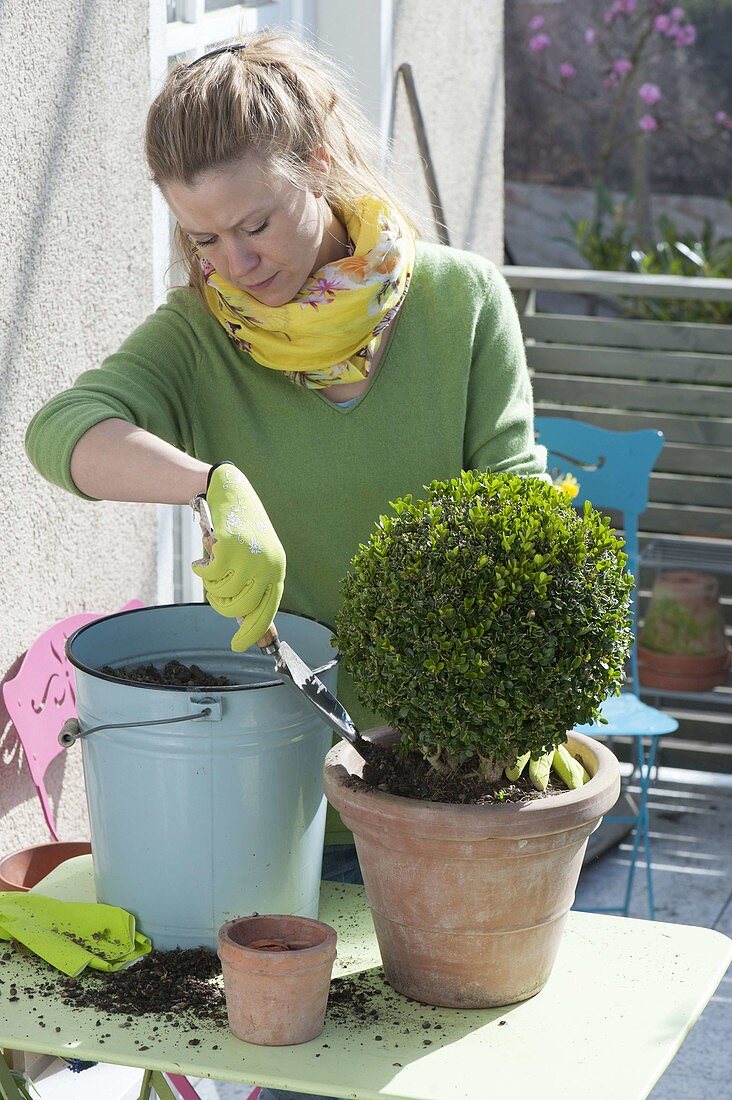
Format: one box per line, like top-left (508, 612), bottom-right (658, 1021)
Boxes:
top-left (639, 571), bottom-right (730, 690)
top-left (638, 647), bottom-right (730, 692)
top-left (323, 727), bottom-right (619, 1009)
top-left (0, 841), bottom-right (92, 892)
top-left (218, 914), bottom-right (337, 1045)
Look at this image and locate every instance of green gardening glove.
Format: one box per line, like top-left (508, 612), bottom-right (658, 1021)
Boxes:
top-left (191, 462), bottom-right (286, 652)
top-left (0, 892), bottom-right (151, 977)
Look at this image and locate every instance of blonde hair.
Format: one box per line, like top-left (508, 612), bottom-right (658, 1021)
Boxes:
top-left (145, 29), bottom-right (420, 301)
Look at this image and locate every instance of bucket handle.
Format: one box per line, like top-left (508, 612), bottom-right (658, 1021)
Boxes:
top-left (58, 698), bottom-right (219, 749)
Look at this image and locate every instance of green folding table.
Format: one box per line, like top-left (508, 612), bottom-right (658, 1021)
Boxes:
top-left (0, 855), bottom-right (729, 1100)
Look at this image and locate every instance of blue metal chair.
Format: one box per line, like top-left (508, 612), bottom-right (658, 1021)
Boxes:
top-left (535, 417), bottom-right (679, 919)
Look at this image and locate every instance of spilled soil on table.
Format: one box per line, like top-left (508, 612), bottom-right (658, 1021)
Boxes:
top-left (4, 944), bottom-right (450, 1054)
top-left (58, 947), bottom-right (228, 1025)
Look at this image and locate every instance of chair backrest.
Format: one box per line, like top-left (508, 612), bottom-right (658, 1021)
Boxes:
top-left (2, 601), bottom-right (144, 839)
top-left (535, 417), bottom-right (664, 689)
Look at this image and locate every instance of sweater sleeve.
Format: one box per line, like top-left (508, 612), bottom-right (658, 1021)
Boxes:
top-left (25, 293), bottom-right (203, 500)
top-left (463, 261), bottom-right (546, 477)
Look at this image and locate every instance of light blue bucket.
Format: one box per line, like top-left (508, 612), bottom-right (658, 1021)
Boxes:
top-left (66, 604), bottom-right (338, 950)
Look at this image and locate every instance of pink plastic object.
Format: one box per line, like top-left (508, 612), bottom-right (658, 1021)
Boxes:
top-left (166, 1075), bottom-right (261, 1099)
top-left (165, 1077), bottom-right (202, 1100)
top-left (1, 600), bottom-right (144, 839)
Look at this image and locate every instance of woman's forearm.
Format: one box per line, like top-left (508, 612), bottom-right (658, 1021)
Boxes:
top-left (70, 418), bottom-right (210, 504)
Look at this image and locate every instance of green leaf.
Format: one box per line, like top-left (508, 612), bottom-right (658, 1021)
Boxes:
top-left (673, 241), bottom-right (704, 268)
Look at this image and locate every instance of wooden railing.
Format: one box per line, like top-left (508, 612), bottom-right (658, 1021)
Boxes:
top-left (504, 266), bottom-right (732, 302)
top-left (503, 265), bottom-right (732, 773)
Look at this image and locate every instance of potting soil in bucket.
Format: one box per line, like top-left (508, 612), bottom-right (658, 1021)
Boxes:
top-left (67, 604), bottom-right (337, 951)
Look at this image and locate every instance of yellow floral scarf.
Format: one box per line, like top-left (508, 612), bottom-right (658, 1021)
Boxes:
top-left (192, 195), bottom-right (415, 389)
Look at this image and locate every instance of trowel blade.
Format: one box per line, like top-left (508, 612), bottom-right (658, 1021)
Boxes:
top-left (275, 640), bottom-right (360, 745)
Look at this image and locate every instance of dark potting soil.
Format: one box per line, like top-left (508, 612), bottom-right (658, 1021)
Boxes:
top-left (100, 660), bottom-right (231, 689)
top-left (352, 742), bottom-right (564, 805)
top-left (57, 947), bottom-right (228, 1025)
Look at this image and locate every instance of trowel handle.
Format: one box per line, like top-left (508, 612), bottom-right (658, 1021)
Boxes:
top-left (257, 623), bottom-right (279, 654)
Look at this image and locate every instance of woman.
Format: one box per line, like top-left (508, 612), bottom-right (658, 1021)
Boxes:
top-left (27, 27), bottom-right (543, 695)
top-left (26, 32), bottom-right (545, 1087)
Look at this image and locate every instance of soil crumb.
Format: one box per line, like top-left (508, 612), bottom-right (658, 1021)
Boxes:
top-left (351, 742), bottom-right (565, 805)
top-left (100, 660), bottom-right (231, 688)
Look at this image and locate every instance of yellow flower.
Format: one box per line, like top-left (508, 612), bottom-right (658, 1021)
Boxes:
top-left (553, 473), bottom-right (580, 500)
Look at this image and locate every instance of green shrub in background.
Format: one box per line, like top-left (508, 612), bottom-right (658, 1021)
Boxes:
top-left (563, 184), bottom-right (637, 271)
top-left (565, 184), bottom-right (732, 323)
top-left (627, 211), bottom-right (732, 322)
top-left (334, 472), bottom-right (633, 781)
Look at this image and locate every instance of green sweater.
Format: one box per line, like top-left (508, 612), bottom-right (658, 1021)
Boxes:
top-left (27, 241), bottom-right (545, 843)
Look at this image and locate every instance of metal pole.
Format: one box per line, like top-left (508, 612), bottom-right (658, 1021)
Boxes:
top-left (388, 63), bottom-right (450, 246)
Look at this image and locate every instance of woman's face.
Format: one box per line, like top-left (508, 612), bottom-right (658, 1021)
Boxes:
top-left (164, 153), bottom-right (346, 306)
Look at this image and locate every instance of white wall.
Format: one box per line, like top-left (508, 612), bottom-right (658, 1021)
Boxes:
top-left (315, 0), bottom-right (393, 133)
top-left (390, 0), bottom-right (505, 260)
top-left (316, 0), bottom-right (506, 260)
top-left (0, 1), bottom-right (158, 857)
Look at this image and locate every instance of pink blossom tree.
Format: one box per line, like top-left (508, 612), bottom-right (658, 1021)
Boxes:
top-left (524, 2), bottom-right (730, 241)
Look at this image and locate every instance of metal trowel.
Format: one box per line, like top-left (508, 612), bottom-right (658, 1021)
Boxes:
top-left (192, 496), bottom-right (375, 763)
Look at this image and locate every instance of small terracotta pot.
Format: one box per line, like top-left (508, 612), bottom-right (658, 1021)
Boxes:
top-left (639, 571), bottom-right (730, 690)
top-left (324, 727), bottom-right (619, 1010)
top-left (0, 841), bottom-right (92, 892)
top-left (218, 914), bottom-right (337, 1046)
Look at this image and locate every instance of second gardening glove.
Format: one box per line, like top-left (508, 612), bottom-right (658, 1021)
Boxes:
top-left (191, 462), bottom-right (286, 652)
top-left (0, 892), bottom-right (151, 977)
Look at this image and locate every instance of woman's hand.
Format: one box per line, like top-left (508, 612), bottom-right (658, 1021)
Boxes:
top-left (192, 462), bottom-right (286, 652)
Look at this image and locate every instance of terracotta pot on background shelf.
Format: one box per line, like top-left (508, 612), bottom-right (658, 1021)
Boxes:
top-left (217, 914), bottom-right (337, 1046)
top-left (639, 571), bottom-right (730, 692)
top-left (0, 841), bottom-right (92, 892)
top-left (323, 726), bottom-right (620, 1011)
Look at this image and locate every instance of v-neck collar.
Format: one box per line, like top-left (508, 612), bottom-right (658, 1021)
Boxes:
top-left (312, 299), bottom-right (405, 414)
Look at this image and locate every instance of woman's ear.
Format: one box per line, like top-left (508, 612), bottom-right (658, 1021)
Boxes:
top-left (309, 147), bottom-right (332, 197)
